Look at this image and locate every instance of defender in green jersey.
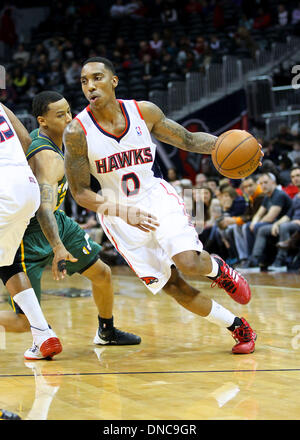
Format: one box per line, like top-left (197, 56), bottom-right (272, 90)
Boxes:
top-left (0, 91), bottom-right (140, 353)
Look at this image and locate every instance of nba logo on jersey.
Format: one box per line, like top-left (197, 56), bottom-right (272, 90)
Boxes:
top-left (135, 126), bottom-right (142, 136)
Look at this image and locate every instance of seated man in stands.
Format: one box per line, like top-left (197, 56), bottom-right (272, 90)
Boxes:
top-left (243, 173), bottom-right (292, 269)
top-left (269, 166), bottom-right (300, 268)
top-left (221, 176), bottom-right (264, 266)
top-left (205, 185), bottom-right (246, 259)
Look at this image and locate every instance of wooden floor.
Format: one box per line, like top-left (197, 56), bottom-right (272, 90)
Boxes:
top-left (0, 266), bottom-right (300, 420)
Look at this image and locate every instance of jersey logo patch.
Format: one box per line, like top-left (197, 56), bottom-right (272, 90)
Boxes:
top-left (140, 276), bottom-right (159, 285)
top-left (135, 126), bottom-right (142, 136)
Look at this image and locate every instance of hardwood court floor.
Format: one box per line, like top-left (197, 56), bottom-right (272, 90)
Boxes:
top-left (0, 266), bottom-right (300, 420)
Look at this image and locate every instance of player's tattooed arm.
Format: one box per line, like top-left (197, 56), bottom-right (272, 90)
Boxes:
top-left (64, 120), bottom-right (106, 213)
top-left (138, 101), bottom-right (217, 154)
top-left (29, 150), bottom-right (63, 249)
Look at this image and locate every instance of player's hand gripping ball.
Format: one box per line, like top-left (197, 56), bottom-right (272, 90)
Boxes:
top-left (211, 129), bottom-right (262, 179)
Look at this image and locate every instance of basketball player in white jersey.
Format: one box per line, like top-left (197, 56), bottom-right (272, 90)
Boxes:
top-left (0, 103), bottom-right (62, 359)
top-left (63, 57), bottom-right (259, 354)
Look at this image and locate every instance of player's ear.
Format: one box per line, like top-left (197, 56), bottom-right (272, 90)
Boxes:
top-left (112, 75), bottom-right (119, 90)
top-left (37, 116), bottom-right (47, 129)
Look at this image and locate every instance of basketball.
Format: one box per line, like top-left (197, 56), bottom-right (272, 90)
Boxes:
top-left (211, 129), bottom-right (261, 179)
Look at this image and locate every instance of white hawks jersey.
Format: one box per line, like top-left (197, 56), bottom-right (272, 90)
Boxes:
top-left (0, 104), bottom-right (28, 167)
top-left (75, 99), bottom-right (162, 205)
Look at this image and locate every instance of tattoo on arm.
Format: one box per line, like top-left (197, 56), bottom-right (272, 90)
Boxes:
top-left (63, 120), bottom-right (91, 197)
top-left (39, 184), bottom-right (54, 204)
top-left (36, 183), bottom-right (62, 248)
top-left (153, 117), bottom-right (217, 154)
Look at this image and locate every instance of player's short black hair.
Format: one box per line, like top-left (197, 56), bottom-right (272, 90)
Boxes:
top-left (82, 57), bottom-right (116, 75)
top-left (32, 91), bottom-right (64, 118)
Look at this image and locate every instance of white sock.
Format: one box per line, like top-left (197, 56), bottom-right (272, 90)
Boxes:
top-left (13, 288), bottom-right (49, 331)
top-left (205, 300), bottom-right (236, 328)
top-left (206, 256), bottom-right (220, 278)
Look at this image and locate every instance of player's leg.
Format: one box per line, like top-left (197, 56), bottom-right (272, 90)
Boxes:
top-left (0, 253), bottom-right (62, 360)
top-left (0, 264), bottom-right (42, 333)
top-left (81, 258), bottom-right (141, 345)
top-left (60, 211), bottom-right (141, 345)
top-left (172, 249), bottom-right (251, 305)
top-left (163, 267), bottom-right (256, 354)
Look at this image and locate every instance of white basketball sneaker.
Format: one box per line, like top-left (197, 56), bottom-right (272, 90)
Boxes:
top-left (24, 328), bottom-right (62, 360)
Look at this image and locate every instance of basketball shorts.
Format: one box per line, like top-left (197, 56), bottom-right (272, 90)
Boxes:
top-left (0, 165), bottom-right (40, 267)
top-left (10, 209), bottom-right (101, 314)
top-left (98, 179), bottom-right (203, 294)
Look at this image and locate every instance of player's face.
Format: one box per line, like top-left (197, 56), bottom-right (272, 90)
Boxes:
top-left (41, 98), bottom-right (72, 135)
top-left (80, 63), bottom-right (118, 108)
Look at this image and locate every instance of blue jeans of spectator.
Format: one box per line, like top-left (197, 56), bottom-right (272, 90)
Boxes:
top-left (276, 222), bottom-right (300, 261)
top-left (244, 221), bottom-right (271, 257)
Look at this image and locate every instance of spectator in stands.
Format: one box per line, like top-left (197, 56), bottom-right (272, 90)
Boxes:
top-left (253, 8), bottom-right (271, 30)
top-left (194, 185), bottom-right (219, 244)
top-left (195, 173), bottom-right (207, 187)
top-left (161, 3), bottom-right (178, 25)
top-left (0, 72), bottom-right (17, 107)
top-left (30, 43), bottom-right (48, 66)
top-left (64, 60), bottom-right (81, 86)
top-left (0, 6), bottom-right (17, 59)
top-left (277, 3), bottom-right (289, 27)
top-left (278, 154), bottom-right (293, 187)
top-left (138, 40), bottom-right (156, 61)
top-left (206, 177), bottom-right (219, 195)
top-left (141, 53), bottom-right (160, 87)
top-left (243, 172), bottom-right (292, 268)
top-left (160, 50), bottom-right (175, 79)
top-left (272, 124), bottom-right (296, 153)
top-left (149, 32), bottom-right (163, 57)
top-left (288, 141), bottom-right (300, 164)
top-left (262, 139), bottom-right (278, 164)
top-left (292, 2), bottom-right (300, 25)
top-left (110, 0), bottom-right (127, 19)
top-left (167, 167), bottom-right (178, 182)
top-left (11, 66), bottom-right (28, 95)
top-left (290, 115), bottom-right (300, 137)
top-left (25, 74), bottom-right (42, 100)
top-left (269, 166), bottom-right (300, 268)
top-left (239, 14), bottom-right (254, 31)
top-left (128, 0), bottom-right (148, 20)
top-left (205, 185), bottom-right (246, 259)
top-left (225, 176), bottom-right (264, 266)
top-left (12, 44), bottom-right (30, 65)
top-left (233, 26), bottom-right (258, 59)
top-left (210, 34), bottom-right (221, 52)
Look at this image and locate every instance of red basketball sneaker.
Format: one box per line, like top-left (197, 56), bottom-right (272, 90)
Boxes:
top-left (231, 317), bottom-right (257, 354)
top-left (210, 255), bottom-right (251, 305)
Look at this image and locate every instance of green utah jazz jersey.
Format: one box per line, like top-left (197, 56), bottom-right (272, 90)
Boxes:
top-left (26, 128), bottom-right (68, 232)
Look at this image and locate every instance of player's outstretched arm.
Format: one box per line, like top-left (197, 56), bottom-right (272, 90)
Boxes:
top-left (138, 101), bottom-right (217, 154)
top-left (2, 103), bottom-right (32, 155)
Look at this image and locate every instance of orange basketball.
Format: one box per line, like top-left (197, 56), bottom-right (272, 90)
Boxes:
top-left (211, 129), bottom-right (261, 179)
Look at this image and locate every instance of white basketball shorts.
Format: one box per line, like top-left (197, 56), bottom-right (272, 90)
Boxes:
top-left (0, 165), bottom-right (40, 266)
top-left (98, 179), bottom-right (203, 294)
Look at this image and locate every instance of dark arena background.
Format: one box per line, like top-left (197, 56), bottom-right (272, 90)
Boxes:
top-left (1, 0), bottom-right (300, 425)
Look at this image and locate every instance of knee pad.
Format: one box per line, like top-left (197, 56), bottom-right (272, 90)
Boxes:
top-left (0, 263), bottom-right (23, 286)
top-left (0, 245), bottom-right (23, 285)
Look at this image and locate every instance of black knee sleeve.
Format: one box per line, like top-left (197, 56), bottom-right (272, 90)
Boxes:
top-left (0, 246), bottom-right (24, 285)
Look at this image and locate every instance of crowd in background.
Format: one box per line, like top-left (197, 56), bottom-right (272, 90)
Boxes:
top-left (1, 0), bottom-right (300, 113)
top-left (1, 0), bottom-right (300, 272)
